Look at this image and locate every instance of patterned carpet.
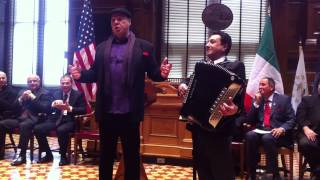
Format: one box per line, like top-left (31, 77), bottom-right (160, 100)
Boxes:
top-left (0, 135), bottom-right (312, 179)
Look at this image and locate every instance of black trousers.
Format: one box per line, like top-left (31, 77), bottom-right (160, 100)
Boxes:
top-left (34, 121), bottom-right (55, 155)
top-left (191, 127), bottom-right (234, 180)
top-left (298, 133), bottom-right (320, 172)
top-left (34, 120), bottom-right (74, 156)
top-left (245, 130), bottom-right (292, 175)
top-left (0, 120), bottom-right (8, 155)
top-left (0, 118), bottom-right (36, 155)
top-left (99, 113), bottom-right (140, 180)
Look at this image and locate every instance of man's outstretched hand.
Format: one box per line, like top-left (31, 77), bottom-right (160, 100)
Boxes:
top-left (68, 61), bottom-right (81, 80)
top-left (160, 57), bottom-right (172, 79)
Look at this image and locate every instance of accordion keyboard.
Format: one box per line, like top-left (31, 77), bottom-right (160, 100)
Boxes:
top-left (208, 83), bottom-right (242, 127)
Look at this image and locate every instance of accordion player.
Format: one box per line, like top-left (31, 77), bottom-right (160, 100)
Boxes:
top-left (180, 61), bottom-right (245, 130)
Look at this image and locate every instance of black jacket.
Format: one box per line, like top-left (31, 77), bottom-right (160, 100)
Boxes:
top-left (78, 36), bottom-right (165, 122)
top-left (47, 89), bottom-right (86, 124)
top-left (296, 95), bottom-right (320, 135)
top-left (0, 85), bottom-right (20, 118)
top-left (247, 93), bottom-right (296, 131)
top-left (17, 88), bottom-right (52, 122)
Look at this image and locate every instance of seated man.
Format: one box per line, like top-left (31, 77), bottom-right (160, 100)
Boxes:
top-left (0, 71), bottom-right (21, 159)
top-left (0, 74), bottom-right (52, 166)
top-left (245, 77), bottom-right (295, 180)
top-left (296, 82), bottom-right (320, 180)
top-left (34, 74), bottom-right (86, 166)
top-left (0, 71), bottom-right (20, 119)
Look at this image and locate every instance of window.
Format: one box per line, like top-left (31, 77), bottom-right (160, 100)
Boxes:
top-left (12, 0), bottom-right (39, 85)
top-left (10, 0), bottom-right (69, 86)
top-left (161, 0), bottom-right (267, 79)
top-left (42, 0), bottom-right (69, 86)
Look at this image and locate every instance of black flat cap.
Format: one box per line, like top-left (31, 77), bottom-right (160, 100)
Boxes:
top-left (110, 8), bottom-right (132, 18)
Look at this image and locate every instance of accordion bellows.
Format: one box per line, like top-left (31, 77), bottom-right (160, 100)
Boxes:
top-left (180, 62), bottom-right (244, 130)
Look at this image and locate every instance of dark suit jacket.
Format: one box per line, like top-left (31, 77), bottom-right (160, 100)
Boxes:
top-left (296, 95), bottom-right (320, 135)
top-left (48, 89), bottom-right (86, 124)
top-left (0, 85), bottom-right (21, 118)
top-left (78, 35), bottom-right (165, 122)
top-left (17, 88), bottom-right (52, 122)
top-left (247, 93), bottom-right (296, 135)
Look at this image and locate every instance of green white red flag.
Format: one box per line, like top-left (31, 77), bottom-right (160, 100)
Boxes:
top-left (244, 15), bottom-right (284, 112)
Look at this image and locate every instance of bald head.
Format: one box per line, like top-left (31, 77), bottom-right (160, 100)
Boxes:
top-left (0, 71), bottom-right (7, 89)
top-left (27, 74), bottom-right (41, 91)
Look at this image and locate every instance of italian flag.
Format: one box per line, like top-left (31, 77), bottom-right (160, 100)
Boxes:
top-left (244, 15), bottom-right (284, 112)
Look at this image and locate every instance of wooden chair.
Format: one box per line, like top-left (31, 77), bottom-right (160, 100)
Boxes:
top-left (258, 146), bottom-right (294, 180)
top-left (2, 111), bottom-right (18, 156)
top-left (298, 152), bottom-right (312, 179)
top-left (231, 118), bottom-right (248, 179)
top-left (73, 106), bottom-right (99, 164)
top-left (231, 141), bottom-right (245, 179)
top-left (5, 128), bottom-right (36, 161)
top-left (5, 132), bottom-right (17, 154)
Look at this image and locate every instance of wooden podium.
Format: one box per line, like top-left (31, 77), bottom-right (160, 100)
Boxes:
top-left (114, 78), bottom-right (157, 180)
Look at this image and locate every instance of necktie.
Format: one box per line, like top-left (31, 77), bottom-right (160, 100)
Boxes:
top-left (63, 94), bottom-right (68, 103)
top-left (263, 100), bottom-right (271, 128)
top-left (56, 94), bottom-right (68, 126)
top-left (62, 94), bottom-right (68, 116)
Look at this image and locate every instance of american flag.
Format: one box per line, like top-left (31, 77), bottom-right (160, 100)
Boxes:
top-left (72, 0), bottom-right (96, 112)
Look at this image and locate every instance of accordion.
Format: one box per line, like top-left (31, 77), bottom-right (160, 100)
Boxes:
top-left (180, 62), bottom-right (244, 130)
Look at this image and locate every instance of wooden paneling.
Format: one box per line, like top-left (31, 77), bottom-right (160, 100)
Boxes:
top-left (271, 0), bottom-right (320, 94)
top-left (141, 82), bottom-right (192, 159)
top-left (306, 0), bottom-right (320, 38)
top-left (271, 0), bottom-right (290, 93)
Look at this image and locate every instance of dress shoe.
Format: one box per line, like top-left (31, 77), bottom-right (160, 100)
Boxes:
top-left (11, 155), bottom-right (26, 166)
top-left (37, 154), bottom-right (53, 163)
top-left (59, 156), bottom-right (70, 166)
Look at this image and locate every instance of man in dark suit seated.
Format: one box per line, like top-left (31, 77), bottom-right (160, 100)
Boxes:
top-left (244, 77), bottom-right (296, 180)
top-left (34, 74), bottom-right (86, 166)
top-left (296, 82), bottom-right (320, 180)
top-left (0, 74), bottom-right (52, 166)
top-left (0, 71), bottom-right (21, 159)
